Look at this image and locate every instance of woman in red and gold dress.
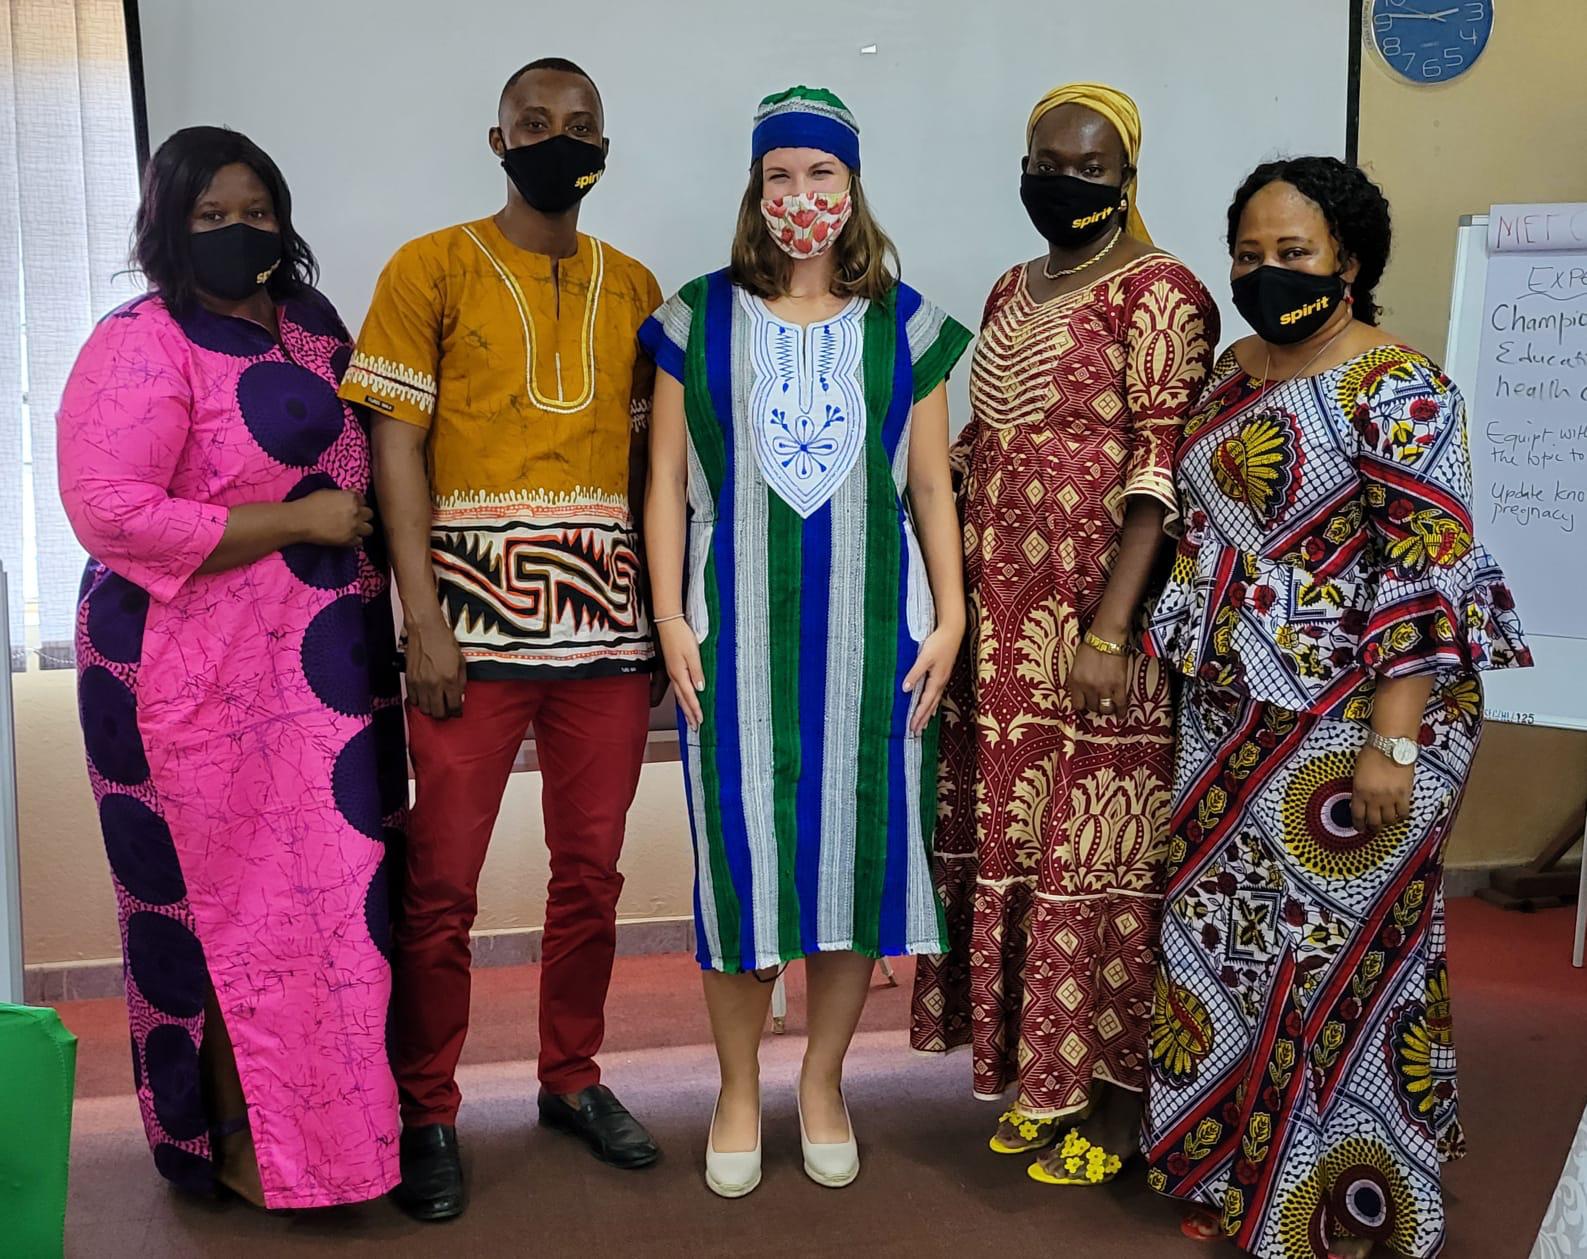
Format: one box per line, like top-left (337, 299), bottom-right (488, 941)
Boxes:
top-left (910, 81), bottom-right (1217, 1186)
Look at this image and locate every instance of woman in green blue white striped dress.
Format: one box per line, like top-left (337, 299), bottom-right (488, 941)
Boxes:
top-left (642, 86), bottom-right (971, 1198)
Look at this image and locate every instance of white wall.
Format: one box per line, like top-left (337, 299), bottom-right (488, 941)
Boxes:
top-left (19, 1), bottom-right (1354, 967)
top-left (17, 661), bottom-right (695, 965)
top-left (138, 0), bottom-right (1349, 424)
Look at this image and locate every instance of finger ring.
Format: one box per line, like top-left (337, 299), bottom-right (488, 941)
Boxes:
top-left (1099, 698), bottom-right (1115, 711)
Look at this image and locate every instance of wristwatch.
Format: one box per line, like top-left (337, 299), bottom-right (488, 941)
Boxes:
top-left (1364, 729), bottom-right (1419, 767)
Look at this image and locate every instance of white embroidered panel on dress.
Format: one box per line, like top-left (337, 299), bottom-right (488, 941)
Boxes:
top-left (745, 293), bottom-right (867, 519)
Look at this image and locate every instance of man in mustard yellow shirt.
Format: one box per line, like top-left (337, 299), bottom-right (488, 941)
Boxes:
top-left (342, 58), bottom-right (662, 1221)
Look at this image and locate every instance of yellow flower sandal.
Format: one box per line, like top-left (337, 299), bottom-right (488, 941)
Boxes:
top-left (1027, 1129), bottom-right (1126, 1186)
top-left (988, 1107), bottom-right (1060, 1155)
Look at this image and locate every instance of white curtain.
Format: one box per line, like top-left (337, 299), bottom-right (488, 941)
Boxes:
top-left (1, 0), bottom-right (140, 669)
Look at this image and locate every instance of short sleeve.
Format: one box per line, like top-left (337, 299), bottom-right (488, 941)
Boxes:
top-left (56, 305), bottom-right (228, 603)
top-left (629, 268), bottom-right (665, 430)
top-left (1356, 357), bottom-right (1532, 677)
top-left (1122, 261), bottom-right (1219, 522)
top-left (339, 239), bottom-right (444, 428)
top-left (638, 287), bottom-right (694, 384)
top-left (902, 290), bottom-right (973, 404)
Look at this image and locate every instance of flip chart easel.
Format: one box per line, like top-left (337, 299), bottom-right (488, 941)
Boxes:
top-left (1444, 207), bottom-right (1587, 966)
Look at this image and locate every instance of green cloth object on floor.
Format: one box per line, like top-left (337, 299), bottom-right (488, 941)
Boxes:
top-left (0, 1004), bottom-right (78, 1258)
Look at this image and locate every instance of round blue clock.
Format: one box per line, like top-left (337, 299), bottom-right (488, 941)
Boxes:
top-left (1366, 0), bottom-right (1494, 84)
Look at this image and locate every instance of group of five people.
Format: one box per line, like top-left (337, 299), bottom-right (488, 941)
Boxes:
top-left (57, 56), bottom-right (1530, 1259)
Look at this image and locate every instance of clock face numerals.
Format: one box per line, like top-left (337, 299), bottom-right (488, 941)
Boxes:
top-left (1369, 0), bottom-right (1494, 84)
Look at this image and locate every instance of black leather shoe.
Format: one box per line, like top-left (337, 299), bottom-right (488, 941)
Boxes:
top-left (537, 1085), bottom-right (660, 1168)
top-left (394, 1124), bottom-right (464, 1222)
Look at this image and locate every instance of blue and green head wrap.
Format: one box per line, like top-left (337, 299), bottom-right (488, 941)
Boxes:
top-left (751, 85), bottom-right (861, 172)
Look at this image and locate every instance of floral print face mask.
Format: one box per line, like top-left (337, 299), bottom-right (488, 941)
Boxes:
top-left (760, 188), bottom-right (853, 258)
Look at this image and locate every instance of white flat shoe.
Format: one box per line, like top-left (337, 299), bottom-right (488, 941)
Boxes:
top-left (798, 1090), bottom-right (859, 1188)
top-left (705, 1097), bottom-right (761, 1199)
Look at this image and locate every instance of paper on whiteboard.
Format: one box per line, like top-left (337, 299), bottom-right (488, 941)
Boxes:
top-left (1488, 203), bottom-right (1587, 254)
top-left (1471, 208), bottom-right (1587, 642)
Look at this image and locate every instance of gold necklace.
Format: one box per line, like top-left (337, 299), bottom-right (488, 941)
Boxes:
top-left (1042, 226), bottom-right (1124, 280)
top-left (1255, 317), bottom-right (1352, 398)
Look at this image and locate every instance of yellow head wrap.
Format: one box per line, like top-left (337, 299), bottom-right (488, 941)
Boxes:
top-left (1025, 82), bottom-right (1152, 245)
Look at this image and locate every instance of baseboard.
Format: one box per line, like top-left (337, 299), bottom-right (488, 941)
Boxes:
top-left (1443, 864), bottom-right (1503, 899)
top-left (468, 917), bottom-right (696, 967)
top-left (18, 867), bottom-right (1528, 1006)
top-left (24, 959), bottom-right (124, 1005)
top-left (22, 916), bottom-right (697, 1006)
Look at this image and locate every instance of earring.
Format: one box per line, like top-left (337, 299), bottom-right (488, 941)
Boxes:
top-left (1121, 192), bottom-right (1130, 212)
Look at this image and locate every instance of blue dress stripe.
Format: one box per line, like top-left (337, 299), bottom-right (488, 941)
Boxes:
top-left (795, 498), bottom-right (832, 955)
top-left (701, 270), bottom-right (759, 968)
top-left (877, 298), bottom-right (919, 953)
top-left (879, 549), bottom-right (916, 954)
top-left (678, 716), bottom-right (712, 969)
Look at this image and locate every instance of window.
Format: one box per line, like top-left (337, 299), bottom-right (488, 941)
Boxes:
top-left (2, 0), bottom-right (141, 671)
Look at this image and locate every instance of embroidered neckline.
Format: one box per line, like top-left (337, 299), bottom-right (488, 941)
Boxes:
top-left (462, 225), bottom-right (604, 414)
top-left (743, 289), bottom-right (866, 332)
top-left (744, 289), bottom-right (867, 518)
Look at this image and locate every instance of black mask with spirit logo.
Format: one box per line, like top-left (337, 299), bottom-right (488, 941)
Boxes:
top-left (501, 135), bottom-right (607, 214)
top-left (1018, 166), bottom-right (1123, 248)
top-left (1231, 265), bottom-right (1347, 345)
top-left (189, 223), bottom-right (282, 301)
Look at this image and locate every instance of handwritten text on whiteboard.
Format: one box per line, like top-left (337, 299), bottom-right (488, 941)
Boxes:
top-left (1471, 207), bottom-right (1587, 639)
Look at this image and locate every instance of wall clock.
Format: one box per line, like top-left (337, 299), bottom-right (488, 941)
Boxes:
top-left (1366, 0), bottom-right (1494, 84)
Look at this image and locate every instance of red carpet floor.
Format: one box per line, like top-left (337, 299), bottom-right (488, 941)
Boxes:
top-left (54, 898), bottom-right (1586, 1258)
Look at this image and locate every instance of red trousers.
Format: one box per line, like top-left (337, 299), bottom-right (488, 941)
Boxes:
top-left (392, 673), bottom-right (649, 1125)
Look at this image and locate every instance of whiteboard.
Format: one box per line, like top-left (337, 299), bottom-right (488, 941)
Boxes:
top-left (134, 0), bottom-right (1349, 427)
top-left (1444, 209), bottom-right (1587, 733)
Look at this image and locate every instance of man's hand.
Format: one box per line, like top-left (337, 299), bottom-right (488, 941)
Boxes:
top-left (405, 615), bottom-right (466, 719)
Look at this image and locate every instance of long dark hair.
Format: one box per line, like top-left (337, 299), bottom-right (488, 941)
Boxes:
top-left (133, 125), bottom-right (318, 311)
top-left (1226, 156), bottom-right (1392, 326)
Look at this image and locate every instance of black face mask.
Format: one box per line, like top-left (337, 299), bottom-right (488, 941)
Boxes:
top-left (1019, 167), bottom-right (1123, 248)
top-left (189, 223), bottom-right (282, 301)
top-left (1231, 265), bottom-right (1347, 345)
top-left (500, 134), bottom-right (607, 214)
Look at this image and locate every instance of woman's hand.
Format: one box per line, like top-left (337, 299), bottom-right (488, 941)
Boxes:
top-left (1069, 641), bottom-right (1129, 716)
top-left (1351, 676), bottom-right (1431, 833)
top-left (297, 489), bottom-right (373, 547)
top-left (659, 619), bottom-right (706, 730)
top-left (1352, 747), bottom-right (1414, 833)
top-left (904, 624), bottom-right (962, 735)
top-left (405, 615), bottom-right (466, 720)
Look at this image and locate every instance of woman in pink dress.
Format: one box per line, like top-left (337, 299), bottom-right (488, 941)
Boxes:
top-left (57, 127), bottom-right (405, 1209)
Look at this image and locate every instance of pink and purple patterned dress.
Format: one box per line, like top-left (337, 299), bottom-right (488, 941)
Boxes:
top-left (57, 291), bottom-right (406, 1208)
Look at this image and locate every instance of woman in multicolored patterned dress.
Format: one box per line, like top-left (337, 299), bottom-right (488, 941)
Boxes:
top-left (1140, 158), bottom-right (1531, 1259)
top-left (642, 87), bottom-right (971, 1199)
top-left (909, 83), bottom-right (1217, 1187)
